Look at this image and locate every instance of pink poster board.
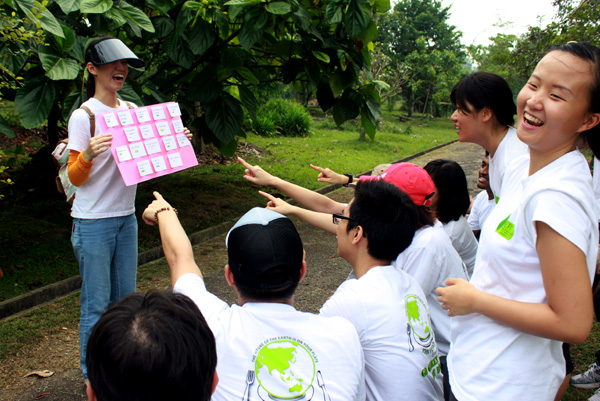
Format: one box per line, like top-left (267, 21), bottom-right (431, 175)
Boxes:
top-left (98, 102), bottom-right (198, 186)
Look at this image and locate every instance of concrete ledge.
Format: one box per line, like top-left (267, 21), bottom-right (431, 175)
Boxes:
top-left (0, 276), bottom-right (82, 320)
top-left (0, 140), bottom-right (456, 321)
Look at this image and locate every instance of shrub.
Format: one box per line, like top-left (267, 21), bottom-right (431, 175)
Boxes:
top-left (245, 99), bottom-right (311, 137)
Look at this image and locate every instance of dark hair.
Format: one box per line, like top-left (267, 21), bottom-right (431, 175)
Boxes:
top-left (451, 71), bottom-right (516, 126)
top-left (551, 42), bottom-right (600, 158)
top-left (84, 37), bottom-right (113, 99)
top-left (87, 291), bottom-right (217, 401)
top-left (424, 159), bottom-right (470, 223)
top-left (234, 268), bottom-right (300, 302)
top-left (347, 180), bottom-right (418, 263)
top-left (415, 204), bottom-right (435, 229)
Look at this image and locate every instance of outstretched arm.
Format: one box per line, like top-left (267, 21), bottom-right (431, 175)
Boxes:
top-left (238, 157), bottom-right (344, 214)
top-left (260, 191), bottom-right (337, 235)
top-left (436, 221), bottom-right (593, 344)
top-left (310, 164), bottom-right (351, 185)
top-left (142, 192), bottom-right (202, 285)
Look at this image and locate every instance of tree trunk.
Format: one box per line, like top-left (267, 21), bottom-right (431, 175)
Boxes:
top-left (359, 127), bottom-right (366, 141)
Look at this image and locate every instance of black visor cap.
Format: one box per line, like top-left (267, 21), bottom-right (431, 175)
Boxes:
top-left (87, 38), bottom-right (145, 68)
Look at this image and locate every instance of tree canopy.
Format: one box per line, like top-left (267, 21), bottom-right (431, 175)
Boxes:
top-left (376, 0), bottom-right (466, 116)
top-left (0, 0), bottom-right (389, 148)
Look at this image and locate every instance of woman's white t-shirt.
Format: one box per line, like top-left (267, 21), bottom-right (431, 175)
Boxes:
top-left (67, 98), bottom-right (137, 219)
top-left (448, 151), bottom-right (598, 401)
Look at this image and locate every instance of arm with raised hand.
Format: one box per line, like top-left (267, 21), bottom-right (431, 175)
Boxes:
top-left (310, 164), bottom-right (352, 185)
top-left (259, 191), bottom-right (337, 235)
top-left (142, 191), bottom-right (202, 285)
top-left (238, 157), bottom-right (344, 214)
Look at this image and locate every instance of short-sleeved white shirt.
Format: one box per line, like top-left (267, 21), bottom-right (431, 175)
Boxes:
top-left (440, 217), bottom-right (478, 277)
top-left (320, 266), bottom-right (443, 401)
top-left (174, 273), bottom-right (366, 401)
top-left (488, 126), bottom-right (528, 201)
top-left (448, 151), bottom-right (598, 401)
top-left (67, 98), bottom-right (136, 218)
top-left (393, 225), bottom-right (468, 355)
top-left (467, 190), bottom-right (496, 231)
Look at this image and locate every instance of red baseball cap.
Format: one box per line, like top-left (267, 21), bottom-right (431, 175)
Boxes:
top-left (360, 163), bottom-right (435, 206)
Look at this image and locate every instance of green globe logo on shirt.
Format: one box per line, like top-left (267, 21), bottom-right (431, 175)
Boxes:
top-left (406, 294), bottom-right (433, 348)
top-left (255, 339), bottom-right (316, 399)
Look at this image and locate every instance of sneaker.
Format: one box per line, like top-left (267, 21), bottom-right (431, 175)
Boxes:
top-left (589, 387), bottom-right (600, 401)
top-left (572, 363), bottom-right (600, 389)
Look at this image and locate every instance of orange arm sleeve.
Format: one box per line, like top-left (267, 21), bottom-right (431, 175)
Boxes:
top-left (67, 150), bottom-right (93, 187)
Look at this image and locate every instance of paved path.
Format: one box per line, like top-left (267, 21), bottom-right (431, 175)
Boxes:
top-left (0, 141), bottom-right (485, 401)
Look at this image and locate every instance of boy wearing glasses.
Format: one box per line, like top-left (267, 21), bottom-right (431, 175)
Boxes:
top-left (262, 180), bottom-right (443, 401)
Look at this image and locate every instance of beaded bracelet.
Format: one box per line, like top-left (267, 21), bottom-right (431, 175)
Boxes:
top-left (154, 207), bottom-right (178, 223)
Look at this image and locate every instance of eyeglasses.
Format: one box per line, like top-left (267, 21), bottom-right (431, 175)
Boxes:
top-left (332, 213), bottom-right (356, 225)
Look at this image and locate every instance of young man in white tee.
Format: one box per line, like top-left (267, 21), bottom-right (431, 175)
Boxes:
top-left (142, 192), bottom-right (366, 401)
top-left (262, 180), bottom-right (444, 400)
top-left (467, 153), bottom-right (495, 240)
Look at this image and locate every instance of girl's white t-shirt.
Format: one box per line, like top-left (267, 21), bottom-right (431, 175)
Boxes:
top-left (67, 98), bottom-right (137, 219)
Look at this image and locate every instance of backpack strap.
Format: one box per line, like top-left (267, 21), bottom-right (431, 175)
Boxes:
top-left (125, 101), bottom-right (136, 109)
top-left (79, 105), bottom-right (95, 138)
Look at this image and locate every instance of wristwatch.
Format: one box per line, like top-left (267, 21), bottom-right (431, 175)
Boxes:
top-left (343, 173), bottom-right (353, 187)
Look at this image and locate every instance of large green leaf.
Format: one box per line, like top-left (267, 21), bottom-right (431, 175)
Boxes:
top-left (15, 0), bottom-right (65, 37)
top-left (187, 18), bottom-right (215, 55)
top-left (224, 0), bottom-right (259, 5)
top-left (38, 47), bottom-right (80, 80)
top-left (218, 137), bottom-right (239, 156)
top-left (14, 75), bottom-right (56, 129)
top-left (332, 93), bottom-right (359, 125)
top-left (0, 115), bottom-right (15, 138)
top-left (244, 7), bottom-right (268, 32)
top-left (316, 83), bottom-right (335, 112)
top-left (63, 90), bottom-right (85, 120)
top-left (239, 23), bottom-right (264, 49)
top-left (104, 7), bottom-right (128, 29)
top-left (115, 1), bottom-right (155, 33)
top-left (356, 18), bottom-right (377, 44)
top-left (344, 0), bottom-right (366, 38)
top-left (187, 67), bottom-right (222, 102)
top-left (146, 0), bottom-right (175, 13)
top-left (164, 32), bottom-right (193, 69)
top-left (80, 0), bottom-right (113, 13)
top-left (360, 107), bottom-right (375, 139)
top-left (312, 50), bottom-right (330, 63)
top-left (265, 2), bottom-right (291, 14)
top-left (238, 85), bottom-right (257, 120)
top-left (235, 67), bottom-right (259, 84)
top-left (370, 0), bottom-right (389, 13)
top-left (292, 6), bottom-right (311, 30)
top-left (152, 16), bottom-right (175, 38)
top-left (221, 48), bottom-right (244, 69)
top-left (213, 10), bottom-right (230, 38)
top-left (118, 81), bottom-right (144, 106)
top-left (325, 3), bottom-right (342, 24)
top-left (51, 25), bottom-right (75, 52)
top-left (205, 92), bottom-right (243, 143)
top-left (55, 0), bottom-right (80, 15)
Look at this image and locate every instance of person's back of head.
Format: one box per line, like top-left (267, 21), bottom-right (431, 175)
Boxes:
top-left (347, 180), bottom-right (418, 263)
top-left (423, 159), bottom-right (471, 223)
top-left (451, 71), bottom-right (516, 127)
top-left (86, 291), bottom-right (217, 401)
top-left (226, 207), bottom-right (304, 302)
